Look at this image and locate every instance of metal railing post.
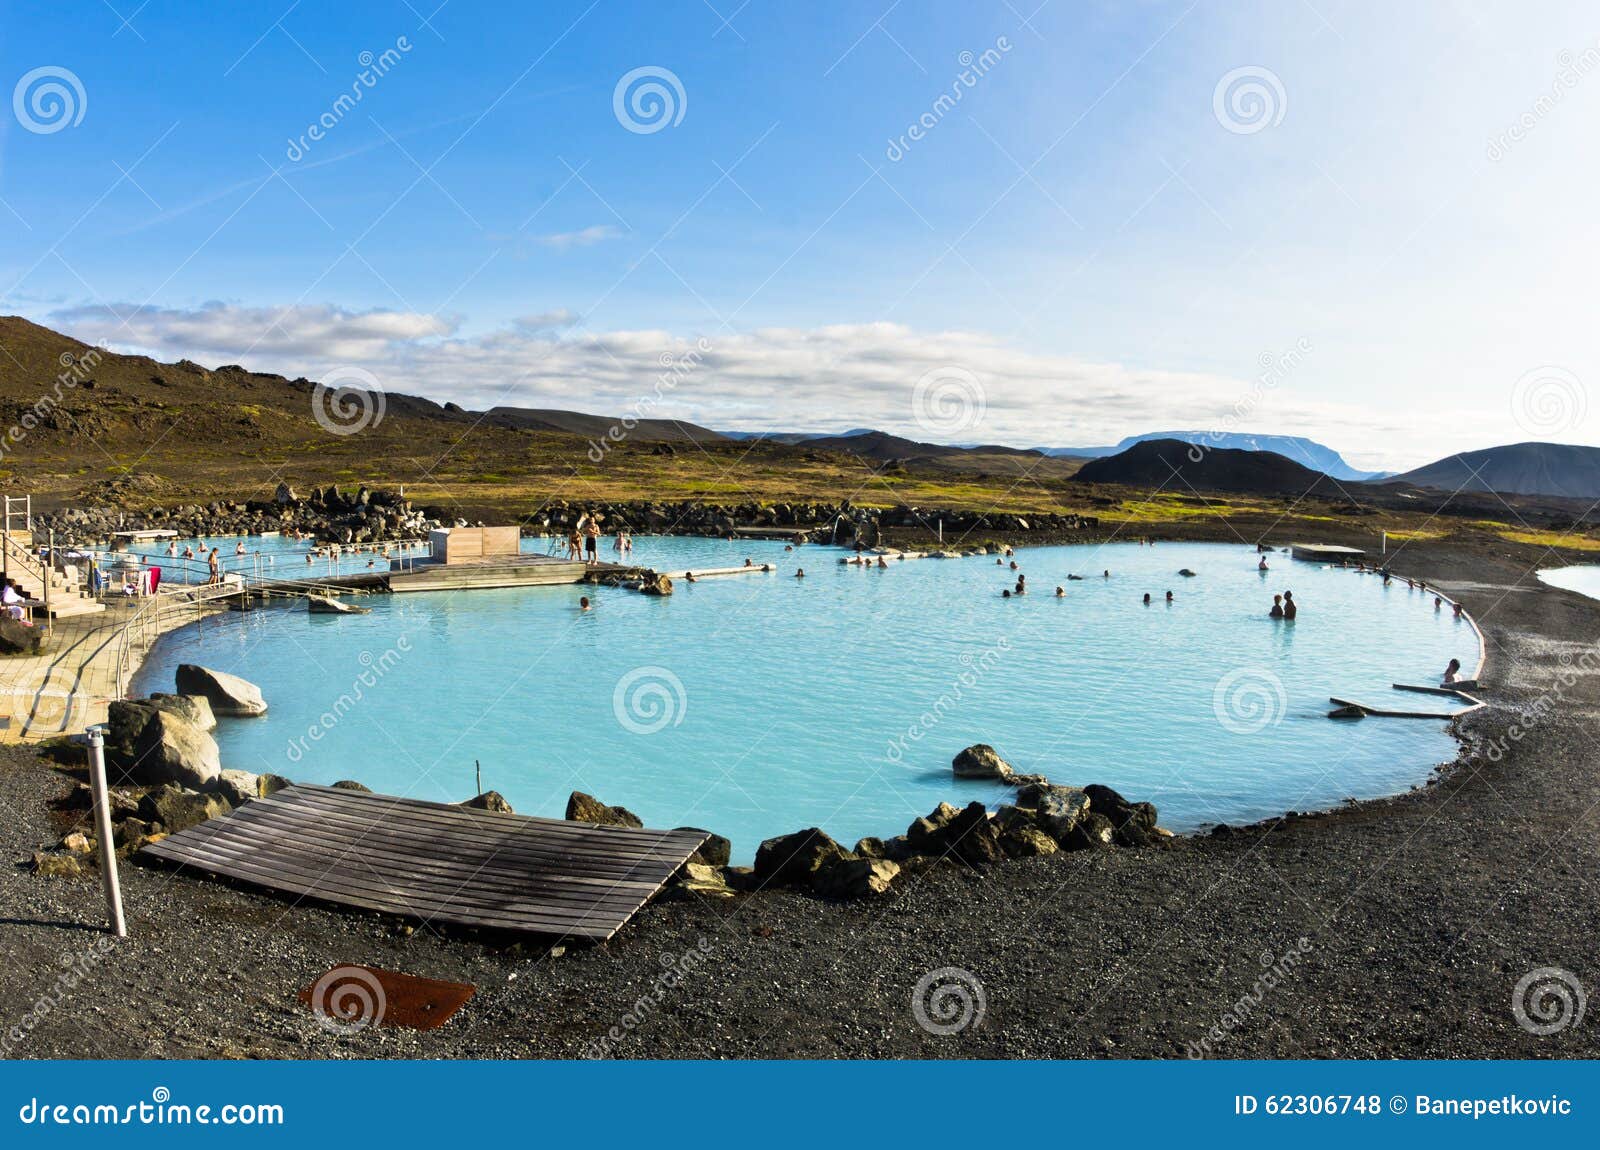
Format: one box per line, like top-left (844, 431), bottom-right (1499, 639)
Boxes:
top-left (86, 727), bottom-right (128, 937)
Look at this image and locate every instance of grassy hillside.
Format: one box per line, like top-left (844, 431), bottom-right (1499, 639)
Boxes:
top-left (2, 316), bottom-right (1596, 556)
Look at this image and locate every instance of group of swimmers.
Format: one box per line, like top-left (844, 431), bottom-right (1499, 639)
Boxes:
top-left (564, 511), bottom-right (636, 565)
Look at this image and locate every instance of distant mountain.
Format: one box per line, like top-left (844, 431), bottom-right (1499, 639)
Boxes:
top-left (793, 429), bottom-right (1042, 461)
top-left (719, 430), bottom-right (822, 445)
top-left (486, 407), bottom-right (724, 443)
top-left (1070, 438), bottom-right (1350, 496)
top-left (1386, 442), bottom-right (1600, 500)
top-left (1043, 431), bottom-right (1384, 481)
top-left (721, 427), bottom-right (881, 445)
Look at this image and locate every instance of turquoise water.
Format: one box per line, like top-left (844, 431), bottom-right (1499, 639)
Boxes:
top-left (131, 538), bottom-right (1478, 862)
top-left (1538, 566), bottom-right (1600, 600)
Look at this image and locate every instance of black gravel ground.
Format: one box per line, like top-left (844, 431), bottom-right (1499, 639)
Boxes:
top-left (2, 539), bottom-right (1598, 1060)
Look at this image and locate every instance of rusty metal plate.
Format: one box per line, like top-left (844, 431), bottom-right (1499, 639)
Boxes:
top-left (296, 964), bottom-right (475, 1033)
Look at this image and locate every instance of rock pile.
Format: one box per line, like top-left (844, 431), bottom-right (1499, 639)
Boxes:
top-left (29, 666), bottom-right (277, 877)
top-left (35, 484), bottom-right (443, 547)
top-left (564, 742), bottom-right (1165, 905)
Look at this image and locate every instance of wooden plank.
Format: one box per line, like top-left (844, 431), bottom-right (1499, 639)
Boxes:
top-left (169, 791), bottom-right (693, 891)
top-left (140, 785), bottom-right (706, 939)
top-left (142, 829), bottom-right (665, 936)
top-left (206, 814), bottom-right (680, 903)
top-left (185, 809), bottom-right (670, 901)
top-left (144, 831), bottom-right (651, 924)
top-left (220, 799), bottom-right (695, 879)
top-left (286, 785), bottom-right (706, 854)
top-left (141, 841), bottom-right (621, 936)
top-left (1328, 695), bottom-right (1463, 720)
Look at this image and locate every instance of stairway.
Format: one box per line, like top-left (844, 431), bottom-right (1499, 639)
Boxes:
top-left (2, 530), bottom-right (106, 618)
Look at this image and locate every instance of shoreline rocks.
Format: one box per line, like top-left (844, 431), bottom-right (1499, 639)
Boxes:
top-left (175, 665), bottom-right (267, 717)
top-left (565, 790), bottom-right (643, 828)
top-left (132, 709), bottom-right (222, 790)
top-left (461, 790), bottom-right (514, 814)
top-left (951, 744), bottom-right (1015, 782)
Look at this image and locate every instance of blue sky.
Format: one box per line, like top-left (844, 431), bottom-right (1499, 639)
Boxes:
top-left (2, 1), bottom-right (1598, 469)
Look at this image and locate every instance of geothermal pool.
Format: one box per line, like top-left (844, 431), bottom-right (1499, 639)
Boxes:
top-left (131, 537), bottom-right (1478, 862)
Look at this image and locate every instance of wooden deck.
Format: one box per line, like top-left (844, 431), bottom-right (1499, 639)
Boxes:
top-left (1290, 542), bottom-right (1367, 562)
top-left (387, 554), bottom-right (591, 592)
top-left (140, 784), bottom-right (707, 940)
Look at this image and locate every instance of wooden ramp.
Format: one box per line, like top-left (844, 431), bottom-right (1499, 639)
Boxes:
top-left (387, 554), bottom-right (589, 593)
top-left (140, 784), bottom-right (707, 940)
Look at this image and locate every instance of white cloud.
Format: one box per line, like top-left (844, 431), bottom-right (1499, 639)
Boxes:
top-left (531, 224), bottom-right (624, 249)
top-left (53, 302), bottom-right (453, 363)
top-left (49, 301), bottom-right (1442, 464)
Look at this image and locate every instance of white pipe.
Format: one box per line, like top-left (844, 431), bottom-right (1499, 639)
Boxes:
top-left (86, 727), bottom-right (127, 937)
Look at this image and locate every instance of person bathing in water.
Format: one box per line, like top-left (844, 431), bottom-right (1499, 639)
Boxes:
top-left (1269, 593), bottom-right (1284, 618)
top-left (1443, 657), bottom-right (1462, 684)
top-left (1258, 556), bottom-right (1269, 571)
top-left (1282, 590), bottom-right (1297, 619)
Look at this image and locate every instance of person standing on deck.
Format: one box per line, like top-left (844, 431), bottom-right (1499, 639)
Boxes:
top-left (207, 548), bottom-right (221, 585)
top-left (584, 519), bottom-right (601, 565)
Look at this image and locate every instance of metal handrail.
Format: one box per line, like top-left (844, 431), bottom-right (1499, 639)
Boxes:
top-left (102, 552), bottom-right (394, 699)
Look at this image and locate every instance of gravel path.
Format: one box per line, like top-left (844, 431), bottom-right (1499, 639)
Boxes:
top-left (2, 540), bottom-right (1597, 1059)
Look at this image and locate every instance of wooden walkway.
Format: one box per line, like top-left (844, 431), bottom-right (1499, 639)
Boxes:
top-left (140, 784), bottom-right (707, 940)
